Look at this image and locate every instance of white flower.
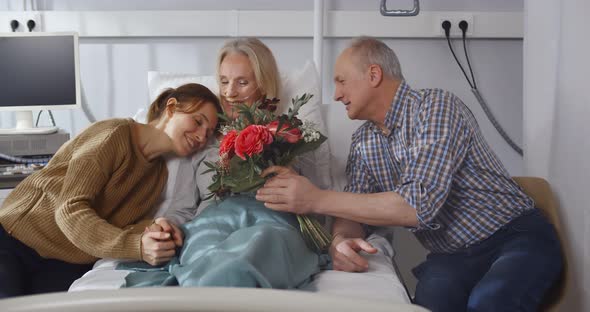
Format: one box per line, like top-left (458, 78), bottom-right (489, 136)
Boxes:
top-left (301, 120), bottom-right (321, 142)
top-left (220, 125), bottom-right (234, 135)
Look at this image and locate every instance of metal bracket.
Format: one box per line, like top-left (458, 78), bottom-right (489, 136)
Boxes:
top-left (380, 0), bottom-right (420, 17)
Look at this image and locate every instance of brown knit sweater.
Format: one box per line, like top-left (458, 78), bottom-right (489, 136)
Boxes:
top-left (0, 118), bottom-right (168, 264)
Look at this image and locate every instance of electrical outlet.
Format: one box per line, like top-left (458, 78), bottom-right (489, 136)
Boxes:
top-left (436, 14), bottom-right (474, 37)
top-left (15, 11), bottom-right (42, 32)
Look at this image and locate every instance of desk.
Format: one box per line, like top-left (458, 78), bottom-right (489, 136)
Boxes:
top-left (0, 188), bottom-right (12, 207)
top-left (0, 171), bottom-right (29, 206)
top-left (0, 173), bottom-right (27, 189)
top-left (0, 165), bottom-right (38, 206)
top-left (0, 171), bottom-right (28, 206)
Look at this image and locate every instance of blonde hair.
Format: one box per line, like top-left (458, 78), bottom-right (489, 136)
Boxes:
top-left (216, 38), bottom-right (281, 99)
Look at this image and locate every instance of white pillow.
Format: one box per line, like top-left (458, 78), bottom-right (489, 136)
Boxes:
top-left (137, 73), bottom-right (218, 124)
top-left (278, 61), bottom-right (332, 190)
top-left (147, 73), bottom-right (218, 103)
top-left (146, 61), bottom-right (334, 190)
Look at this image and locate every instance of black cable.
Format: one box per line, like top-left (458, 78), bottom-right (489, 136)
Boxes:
top-left (452, 20), bottom-right (523, 156)
top-left (35, 110), bottom-right (43, 127)
top-left (48, 110), bottom-right (56, 126)
top-left (442, 21), bottom-right (474, 89)
top-left (34, 110), bottom-right (57, 127)
top-left (459, 20), bottom-right (478, 89)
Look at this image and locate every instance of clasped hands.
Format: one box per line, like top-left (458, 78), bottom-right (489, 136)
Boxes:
top-left (141, 217), bottom-right (184, 266)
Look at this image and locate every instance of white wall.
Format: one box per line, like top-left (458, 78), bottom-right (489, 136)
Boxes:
top-left (0, 36), bottom-right (525, 171)
top-left (2, 0), bottom-right (523, 12)
top-left (1, 0), bottom-right (525, 296)
top-left (524, 0), bottom-right (590, 310)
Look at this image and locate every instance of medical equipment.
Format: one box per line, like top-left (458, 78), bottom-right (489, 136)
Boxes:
top-left (0, 32), bottom-right (81, 135)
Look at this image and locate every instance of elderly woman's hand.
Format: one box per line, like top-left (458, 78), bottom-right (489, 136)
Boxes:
top-left (140, 231), bottom-right (176, 266)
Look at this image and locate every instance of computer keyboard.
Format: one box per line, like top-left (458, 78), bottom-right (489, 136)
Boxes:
top-left (0, 164), bottom-right (43, 189)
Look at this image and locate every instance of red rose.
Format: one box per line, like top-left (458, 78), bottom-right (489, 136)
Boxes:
top-left (219, 130), bottom-right (238, 158)
top-left (267, 120), bottom-right (302, 144)
top-left (234, 125), bottom-right (274, 160)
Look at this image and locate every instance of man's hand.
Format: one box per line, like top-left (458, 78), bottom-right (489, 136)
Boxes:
top-left (256, 166), bottom-right (320, 214)
top-left (330, 235), bottom-right (378, 272)
top-left (260, 165), bottom-right (298, 177)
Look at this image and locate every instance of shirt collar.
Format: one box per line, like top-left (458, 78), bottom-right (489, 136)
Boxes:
top-left (369, 80), bottom-right (412, 137)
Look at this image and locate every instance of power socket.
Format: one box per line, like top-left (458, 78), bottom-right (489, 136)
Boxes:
top-left (437, 14), bottom-right (473, 37)
top-left (11, 11), bottom-right (42, 32)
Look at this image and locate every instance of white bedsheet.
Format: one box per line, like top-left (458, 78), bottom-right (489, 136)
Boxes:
top-left (69, 233), bottom-right (410, 304)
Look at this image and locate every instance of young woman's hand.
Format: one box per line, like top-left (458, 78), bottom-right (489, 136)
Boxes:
top-left (145, 223), bottom-right (163, 233)
top-left (140, 217), bottom-right (185, 265)
top-left (153, 217), bottom-right (184, 247)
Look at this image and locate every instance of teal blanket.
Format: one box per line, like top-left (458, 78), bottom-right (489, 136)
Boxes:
top-left (119, 195), bottom-right (329, 288)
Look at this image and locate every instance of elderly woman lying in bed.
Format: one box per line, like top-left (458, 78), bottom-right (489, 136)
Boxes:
top-left (119, 37), bottom-right (329, 288)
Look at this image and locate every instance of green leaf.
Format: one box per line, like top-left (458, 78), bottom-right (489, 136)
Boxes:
top-left (202, 193), bottom-right (216, 201)
top-left (207, 177), bottom-right (222, 193)
top-left (203, 161), bottom-right (218, 169)
top-left (288, 93), bottom-right (313, 119)
top-left (230, 175), bottom-right (266, 193)
top-left (217, 113), bottom-right (231, 122)
top-left (202, 168), bottom-right (216, 174)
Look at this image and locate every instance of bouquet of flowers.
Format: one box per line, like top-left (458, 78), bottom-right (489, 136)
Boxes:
top-left (204, 94), bottom-right (332, 252)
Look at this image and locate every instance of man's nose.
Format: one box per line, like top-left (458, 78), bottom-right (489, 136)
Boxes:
top-left (333, 87), bottom-right (342, 102)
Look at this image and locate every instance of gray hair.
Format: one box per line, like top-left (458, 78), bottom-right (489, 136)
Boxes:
top-left (347, 36), bottom-right (404, 80)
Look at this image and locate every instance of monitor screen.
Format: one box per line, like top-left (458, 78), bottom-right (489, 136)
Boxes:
top-left (0, 33), bottom-right (80, 111)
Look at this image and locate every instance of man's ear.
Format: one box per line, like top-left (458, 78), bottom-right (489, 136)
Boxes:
top-left (368, 64), bottom-right (383, 87)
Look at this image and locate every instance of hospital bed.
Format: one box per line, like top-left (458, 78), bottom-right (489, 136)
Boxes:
top-left (1, 63), bottom-right (420, 310)
top-left (2, 288), bottom-right (426, 312)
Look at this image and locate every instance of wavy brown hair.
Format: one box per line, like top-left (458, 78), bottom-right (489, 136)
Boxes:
top-left (147, 83), bottom-right (222, 124)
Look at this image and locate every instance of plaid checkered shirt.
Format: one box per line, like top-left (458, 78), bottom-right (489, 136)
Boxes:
top-left (344, 81), bottom-right (534, 253)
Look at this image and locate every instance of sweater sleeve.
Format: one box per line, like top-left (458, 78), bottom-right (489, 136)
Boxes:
top-left (54, 156), bottom-right (151, 260)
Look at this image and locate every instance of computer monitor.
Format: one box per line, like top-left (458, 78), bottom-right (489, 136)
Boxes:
top-left (0, 32), bottom-right (80, 134)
